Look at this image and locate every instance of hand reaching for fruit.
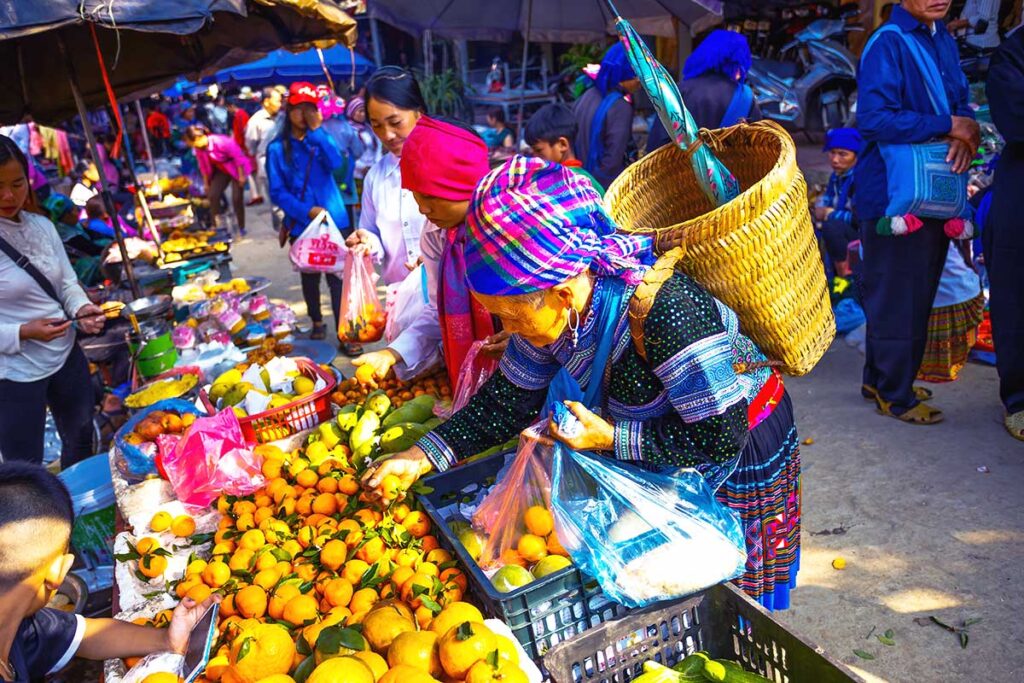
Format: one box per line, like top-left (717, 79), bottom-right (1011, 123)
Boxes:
top-left (361, 446), bottom-right (433, 505)
top-left (352, 349), bottom-right (400, 383)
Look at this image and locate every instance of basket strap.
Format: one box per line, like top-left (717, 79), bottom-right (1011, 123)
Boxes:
top-left (628, 246), bottom-right (686, 361)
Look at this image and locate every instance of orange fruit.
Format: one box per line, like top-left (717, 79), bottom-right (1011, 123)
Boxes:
top-left (416, 562), bottom-right (439, 578)
top-left (400, 572), bottom-right (435, 609)
top-left (354, 363), bottom-right (376, 385)
top-left (229, 549), bottom-right (255, 572)
top-left (226, 623), bottom-right (294, 683)
top-left (403, 511), bottom-right (431, 538)
top-left (439, 568), bottom-right (467, 593)
top-left (379, 474), bottom-right (401, 501)
top-left (547, 533), bottom-right (569, 557)
top-left (378, 665), bottom-right (440, 683)
top-left (323, 578), bottom-right (354, 608)
top-left (261, 458), bottom-right (283, 479)
top-left (137, 553), bottom-right (167, 579)
top-left (419, 536), bottom-right (440, 552)
top-left (253, 568), bottom-right (281, 591)
top-left (388, 630), bottom-right (442, 677)
top-left (317, 477), bottom-right (339, 494)
top-left (390, 566), bottom-right (415, 591)
top-left (351, 651), bottom-right (389, 681)
top-left (233, 500), bottom-right (257, 516)
top-left (170, 514), bottom-right (196, 538)
top-left (393, 548), bottom-right (420, 568)
top-left (391, 503), bottom-right (411, 523)
top-left (438, 621), bottom-right (497, 679)
top-left (254, 550), bottom-right (278, 572)
top-left (424, 549), bottom-right (452, 565)
top-left (135, 537), bottom-right (160, 555)
top-left (342, 559), bottom-right (370, 585)
top-left (235, 585), bottom-right (268, 619)
top-left (361, 605), bottom-right (416, 653)
top-left (524, 506), bottom-right (554, 537)
top-left (267, 583), bottom-right (301, 620)
top-left (414, 605), bottom-right (434, 630)
top-left (219, 593), bottom-right (237, 618)
top-left (238, 529), bottom-right (266, 551)
top-left (185, 582), bottom-right (213, 604)
top-left (349, 587), bottom-right (379, 615)
top-left (296, 469), bottom-right (319, 489)
top-left (465, 659), bottom-right (529, 683)
top-left (319, 539), bottom-right (348, 571)
top-left (430, 602), bottom-right (484, 637)
top-left (176, 576), bottom-right (202, 599)
top-left (499, 549), bottom-right (528, 568)
top-left (186, 558), bottom-right (208, 577)
top-left (149, 511), bottom-right (172, 532)
top-left (517, 534), bottom-right (548, 563)
top-left (282, 593), bottom-right (319, 626)
top-left (202, 561), bottom-right (231, 588)
top-left (311, 492), bottom-right (338, 516)
top-left (337, 474), bottom-right (360, 496)
top-left (355, 536), bottom-right (385, 564)
top-left (235, 513), bottom-right (256, 532)
top-left (307, 656), bottom-right (374, 683)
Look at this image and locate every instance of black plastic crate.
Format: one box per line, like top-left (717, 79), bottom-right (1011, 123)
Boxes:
top-left (419, 451), bottom-right (629, 661)
top-left (543, 582), bottom-right (864, 683)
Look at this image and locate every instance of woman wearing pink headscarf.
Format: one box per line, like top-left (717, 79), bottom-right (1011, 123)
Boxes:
top-left (183, 124), bottom-right (253, 236)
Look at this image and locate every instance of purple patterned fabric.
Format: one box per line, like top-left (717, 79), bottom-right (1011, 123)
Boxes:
top-left (464, 155), bottom-right (652, 297)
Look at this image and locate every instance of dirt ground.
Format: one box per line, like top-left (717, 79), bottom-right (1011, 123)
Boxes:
top-left (223, 144), bottom-right (1024, 683)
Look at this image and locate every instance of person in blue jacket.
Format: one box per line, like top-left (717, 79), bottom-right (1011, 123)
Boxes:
top-left (854, 0), bottom-right (980, 426)
top-left (267, 82), bottom-right (350, 345)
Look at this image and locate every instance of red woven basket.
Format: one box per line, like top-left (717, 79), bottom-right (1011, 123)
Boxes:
top-left (199, 357), bottom-right (336, 444)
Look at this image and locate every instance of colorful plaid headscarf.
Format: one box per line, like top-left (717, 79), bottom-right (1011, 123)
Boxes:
top-left (465, 156), bottom-right (653, 297)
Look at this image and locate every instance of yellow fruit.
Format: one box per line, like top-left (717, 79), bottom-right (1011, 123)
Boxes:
top-left (186, 558), bottom-right (208, 576)
top-left (140, 674), bottom-right (183, 683)
top-left (354, 364), bottom-right (376, 385)
top-left (377, 664), bottom-right (441, 683)
top-left (135, 537), bottom-right (160, 555)
top-left (517, 534), bottom-right (548, 563)
top-left (352, 651), bottom-right (388, 681)
top-left (387, 630), bottom-right (443, 677)
top-left (185, 582), bottom-right (213, 604)
top-left (430, 602), bottom-right (484, 637)
top-left (282, 594), bottom-right (319, 626)
top-left (239, 529), bottom-right (266, 551)
top-left (361, 605), bottom-right (416, 653)
top-left (465, 659), bottom-right (529, 683)
top-left (253, 568), bottom-right (282, 591)
top-left (832, 557), bottom-right (847, 570)
top-left (438, 621), bottom-right (497, 679)
top-left (149, 511), bottom-right (173, 532)
top-left (137, 553), bottom-right (167, 579)
top-left (293, 376), bottom-right (315, 395)
top-left (235, 585), bottom-right (268, 619)
top-left (307, 656), bottom-right (374, 683)
top-left (323, 578), bottom-right (354, 608)
top-left (203, 561), bottom-right (231, 588)
top-left (171, 514), bottom-right (196, 538)
top-left (320, 540), bottom-right (347, 572)
top-left (342, 559), bottom-right (370, 585)
top-left (253, 676), bottom-right (295, 683)
top-left (493, 634), bottom-right (519, 666)
top-left (226, 623), bottom-right (295, 683)
top-left (204, 654), bottom-right (230, 681)
top-left (523, 506), bottom-right (554, 537)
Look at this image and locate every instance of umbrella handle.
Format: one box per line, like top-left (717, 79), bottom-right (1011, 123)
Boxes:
top-left (604, 0), bottom-right (622, 19)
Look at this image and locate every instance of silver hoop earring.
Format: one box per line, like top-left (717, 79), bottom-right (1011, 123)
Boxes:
top-left (567, 308), bottom-right (580, 347)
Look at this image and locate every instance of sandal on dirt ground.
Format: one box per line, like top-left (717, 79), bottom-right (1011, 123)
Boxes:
top-left (862, 384), bottom-right (933, 402)
top-left (875, 396), bottom-right (944, 425)
top-left (310, 322), bottom-right (327, 340)
top-left (1005, 411), bottom-right (1024, 442)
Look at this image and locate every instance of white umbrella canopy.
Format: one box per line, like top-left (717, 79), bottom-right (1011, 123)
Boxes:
top-left (369, 0), bottom-right (722, 42)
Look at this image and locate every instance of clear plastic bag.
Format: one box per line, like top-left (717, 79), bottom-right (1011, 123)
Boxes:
top-left (551, 444), bottom-right (746, 608)
top-left (435, 340), bottom-right (497, 420)
top-left (289, 209), bottom-right (346, 273)
top-left (384, 264), bottom-right (429, 344)
top-left (471, 423), bottom-right (554, 571)
top-left (339, 252), bottom-right (386, 343)
top-left (160, 408), bottom-right (266, 507)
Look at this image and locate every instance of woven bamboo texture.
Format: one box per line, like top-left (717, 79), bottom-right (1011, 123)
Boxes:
top-left (606, 120), bottom-right (834, 376)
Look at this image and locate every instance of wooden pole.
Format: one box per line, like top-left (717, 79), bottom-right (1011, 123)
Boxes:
top-left (134, 100), bottom-right (157, 176)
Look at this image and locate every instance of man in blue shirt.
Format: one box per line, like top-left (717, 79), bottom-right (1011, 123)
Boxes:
top-left (855, 0), bottom-right (980, 425)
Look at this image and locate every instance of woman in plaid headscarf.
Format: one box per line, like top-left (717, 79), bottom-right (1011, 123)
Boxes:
top-left (364, 156), bottom-right (804, 611)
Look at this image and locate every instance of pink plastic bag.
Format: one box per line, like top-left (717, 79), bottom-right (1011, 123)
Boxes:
top-left (339, 253), bottom-right (386, 343)
top-left (435, 340), bottom-right (497, 420)
top-left (289, 210), bottom-right (346, 274)
top-left (159, 408), bottom-right (265, 507)
top-left (472, 423), bottom-right (553, 570)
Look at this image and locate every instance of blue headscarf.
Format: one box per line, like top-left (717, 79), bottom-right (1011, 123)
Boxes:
top-left (595, 43), bottom-right (637, 95)
top-left (682, 30), bottom-right (753, 83)
top-left (823, 128), bottom-right (864, 155)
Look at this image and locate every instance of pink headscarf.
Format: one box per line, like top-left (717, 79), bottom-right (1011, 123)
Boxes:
top-left (400, 117), bottom-right (489, 201)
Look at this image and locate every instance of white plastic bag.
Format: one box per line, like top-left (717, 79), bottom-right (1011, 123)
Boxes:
top-left (289, 210), bottom-right (346, 274)
top-left (384, 264), bottom-right (429, 344)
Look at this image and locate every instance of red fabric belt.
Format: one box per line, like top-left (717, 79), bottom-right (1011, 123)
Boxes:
top-left (748, 368), bottom-right (785, 430)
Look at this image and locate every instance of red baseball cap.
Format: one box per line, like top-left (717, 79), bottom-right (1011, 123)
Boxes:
top-left (288, 82), bottom-right (319, 106)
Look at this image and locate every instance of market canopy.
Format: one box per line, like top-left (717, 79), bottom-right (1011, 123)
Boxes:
top-left (0, 0), bottom-right (357, 125)
top-left (369, 0), bottom-right (723, 42)
top-left (208, 46), bottom-right (375, 87)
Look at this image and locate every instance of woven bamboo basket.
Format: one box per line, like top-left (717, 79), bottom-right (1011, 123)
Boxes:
top-left (606, 120), bottom-right (834, 376)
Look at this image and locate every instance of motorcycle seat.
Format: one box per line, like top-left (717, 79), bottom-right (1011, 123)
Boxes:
top-left (757, 59), bottom-right (801, 81)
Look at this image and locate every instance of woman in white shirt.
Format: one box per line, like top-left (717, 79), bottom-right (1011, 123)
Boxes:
top-left (0, 136), bottom-right (106, 467)
top-left (346, 69), bottom-right (442, 375)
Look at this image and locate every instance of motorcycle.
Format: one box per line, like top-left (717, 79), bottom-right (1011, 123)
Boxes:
top-left (747, 18), bottom-right (861, 136)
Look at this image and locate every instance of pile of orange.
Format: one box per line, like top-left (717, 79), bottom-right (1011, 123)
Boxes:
top-left (151, 439), bottom-right (506, 682)
top-left (330, 367), bottom-right (451, 410)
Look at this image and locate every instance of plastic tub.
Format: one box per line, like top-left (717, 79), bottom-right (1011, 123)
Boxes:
top-left (59, 453), bottom-right (116, 571)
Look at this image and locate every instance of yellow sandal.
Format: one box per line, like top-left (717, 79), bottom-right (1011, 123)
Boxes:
top-left (862, 384), bottom-right (933, 402)
top-left (1005, 411), bottom-right (1024, 442)
top-left (875, 396), bottom-right (944, 425)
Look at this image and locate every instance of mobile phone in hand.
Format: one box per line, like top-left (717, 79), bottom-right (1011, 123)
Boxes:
top-left (183, 602), bottom-right (220, 683)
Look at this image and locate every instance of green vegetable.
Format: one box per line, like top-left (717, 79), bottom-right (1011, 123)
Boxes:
top-left (379, 422), bottom-right (431, 454)
top-left (335, 404), bottom-right (361, 432)
top-left (363, 390), bottom-right (392, 418)
top-left (348, 410), bottom-right (380, 453)
top-left (381, 394), bottom-right (436, 428)
top-left (703, 660), bottom-right (727, 682)
top-left (632, 660), bottom-right (683, 683)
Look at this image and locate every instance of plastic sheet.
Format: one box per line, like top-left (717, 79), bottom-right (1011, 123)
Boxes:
top-left (160, 408), bottom-right (265, 507)
top-left (551, 445), bottom-right (746, 608)
top-left (113, 399), bottom-right (206, 479)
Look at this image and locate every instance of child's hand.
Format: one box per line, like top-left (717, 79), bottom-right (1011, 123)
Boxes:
top-left (165, 594), bottom-right (221, 654)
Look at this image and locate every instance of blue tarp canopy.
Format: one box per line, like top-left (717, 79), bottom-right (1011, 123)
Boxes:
top-left (208, 46), bottom-right (375, 87)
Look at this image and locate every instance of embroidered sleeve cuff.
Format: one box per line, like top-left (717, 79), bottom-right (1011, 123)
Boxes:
top-left (613, 420), bottom-right (646, 462)
top-left (417, 432), bottom-right (457, 473)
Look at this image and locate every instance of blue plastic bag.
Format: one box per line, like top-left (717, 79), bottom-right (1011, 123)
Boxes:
top-left (114, 399), bottom-right (206, 477)
top-left (551, 444), bottom-right (746, 608)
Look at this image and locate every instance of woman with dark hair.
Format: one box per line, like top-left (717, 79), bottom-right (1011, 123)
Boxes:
top-left (266, 82), bottom-right (349, 344)
top-left (0, 135), bottom-right (106, 467)
top-left (346, 68), bottom-right (436, 365)
top-left (573, 43), bottom-right (640, 189)
top-left (183, 124), bottom-right (252, 236)
top-left (647, 30), bottom-right (761, 152)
